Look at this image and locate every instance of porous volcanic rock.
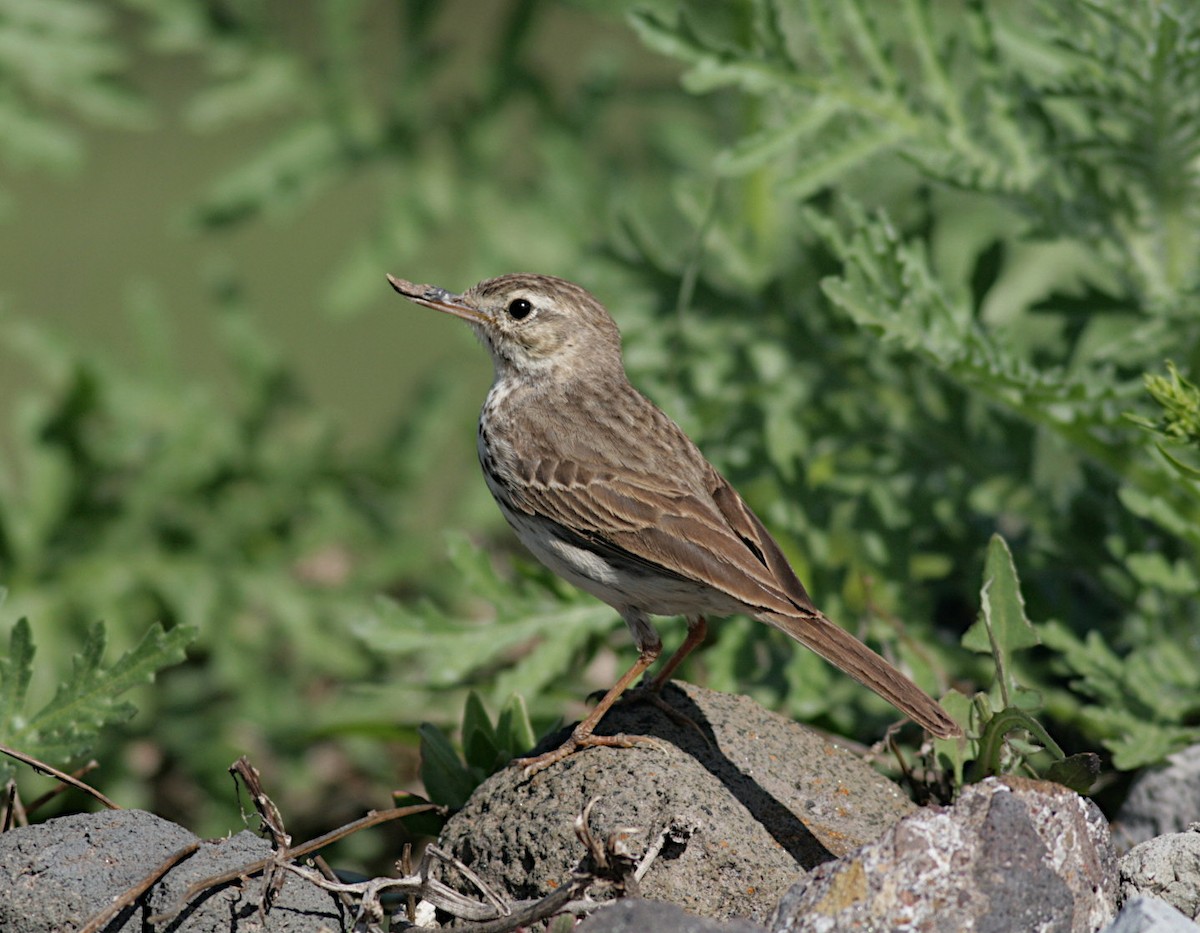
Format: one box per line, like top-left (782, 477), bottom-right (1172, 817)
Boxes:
top-left (436, 682), bottom-right (918, 925)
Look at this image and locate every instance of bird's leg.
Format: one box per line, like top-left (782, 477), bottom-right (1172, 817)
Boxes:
top-left (620, 616), bottom-right (712, 743)
top-left (650, 615), bottom-right (708, 691)
top-left (515, 631), bottom-right (662, 776)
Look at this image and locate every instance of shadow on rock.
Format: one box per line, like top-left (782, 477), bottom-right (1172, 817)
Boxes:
top-left (436, 682), bottom-right (917, 925)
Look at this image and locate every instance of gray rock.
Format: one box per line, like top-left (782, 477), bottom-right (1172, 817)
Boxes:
top-left (0, 809), bottom-right (347, 932)
top-left (1101, 897), bottom-right (1200, 933)
top-left (1115, 745), bottom-right (1200, 850)
top-left (770, 776), bottom-right (1117, 933)
top-left (436, 682), bottom-right (917, 925)
top-left (1120, 830), bottom-right (1200, 921)
top-left (578, 899), bottom-right (769, 933)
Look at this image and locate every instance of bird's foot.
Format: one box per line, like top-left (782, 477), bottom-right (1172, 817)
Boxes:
top-left (514, 730), bottom-right (660, 777)
top-left (617, 681), bottom-right (712, 747)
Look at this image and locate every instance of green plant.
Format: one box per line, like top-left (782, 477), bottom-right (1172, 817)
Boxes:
top-left (392, 690), bottom-right (535, 836)
top-left (1131, 361), bottom-right (1200, 479)
top-left (0, 0), bottom-right (147, 204)
top-left (0, 606), bottom-right (192, 785)
top-left (934, 535), bottom-right (1099, 793)
top-left (600, 0), bottom-right (1200, 764)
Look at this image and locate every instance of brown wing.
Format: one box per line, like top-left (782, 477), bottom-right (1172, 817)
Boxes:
top-left (509, 443), bottom-right (813, 619)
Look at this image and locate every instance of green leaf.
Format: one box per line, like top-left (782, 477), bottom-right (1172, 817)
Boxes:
top-left (1125, 552), bottom-right (1199, 595)
top-left (1106, 724), bottom-right (1200, 771)
top-left (962, 535), bottom-right (1038, 705)
top-left (969, 706), bottom-right (1063, 783)
top-left (1040, 621), bottom-right (1200, 769)
top-left (933, 689), bottom-right (973, 787)
top-left (461, 691), bottom-right (503, 772)
top-left (495, 694), bottom-right (536, 758)
top-left (781, 120), bottom-right (907, 199)
top-left (417, 723), bottom-right (475, 810)
top-left (714, 99), bottom-right (841, 176)
top-left (461, 691), bottom-right (497, 750)
top-left (18, 622), bottom-right (194, 763)
top-left (0, 619), bottom-right (35, 742)
top-left (0, 619), bottom-right (192, 779)
top-left (1044, 753), bottom-right (1101, 794)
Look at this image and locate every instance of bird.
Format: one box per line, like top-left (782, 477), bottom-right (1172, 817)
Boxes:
top-left (387, 272), bottom-right (961, 772)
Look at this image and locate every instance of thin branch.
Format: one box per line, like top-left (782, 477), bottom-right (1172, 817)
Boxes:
top-left (315, 853), bottom-right (357, 916)
top-left (24, 760), bottom-right (102, 817)
top-left (280, 857), bottom-right (594, 933)
top-left (435, 878), bottom-right (588, 933)
top-left (2, 781), bottom-right (19, 832)
top-left (229, 756), bottom-right (290, 917)
top-left (230, 756), bottom-right (291, 849)
top-left (0, 744), bottom-right (120, 810)
top-left (149, 804), bottom-right (440, 926)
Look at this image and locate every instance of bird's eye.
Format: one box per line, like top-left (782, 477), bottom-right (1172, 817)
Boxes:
top-left (507, 298), bottom-right (533, 320)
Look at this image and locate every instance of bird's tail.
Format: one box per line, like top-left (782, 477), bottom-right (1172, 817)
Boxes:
top-left (760, 609), bottom-right (961, 738)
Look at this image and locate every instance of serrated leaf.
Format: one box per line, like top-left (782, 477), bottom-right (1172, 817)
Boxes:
top-left (715, 99), bottom-right (841, 176)
top-left (781, 120), bottom-right (906, 199)
top-left (21, 622), bottom-right (194, 762)
top-left (185, 54), bottom-right (304, 131)
top-left (1125, 551), bottom-right (1198, 594)
top-left (1106, 723), bottom-right (1200, 771)
top-left (0, 620), bottom-right (192, 777)
top-left (190, 120), bottom-right (342, 228)
top-left (1040, 622), bottom-right (1125, 704)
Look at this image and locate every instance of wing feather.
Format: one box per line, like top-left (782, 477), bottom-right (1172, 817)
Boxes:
top-left (506, 435), bottom-right (807, 618)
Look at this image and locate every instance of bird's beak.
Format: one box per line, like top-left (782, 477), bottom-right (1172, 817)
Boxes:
top-left (386, 274), bottom-right (490, 326)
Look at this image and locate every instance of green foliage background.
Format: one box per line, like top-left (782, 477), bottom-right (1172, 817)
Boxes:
top-left (2, 0), bottom-right (1199, 852)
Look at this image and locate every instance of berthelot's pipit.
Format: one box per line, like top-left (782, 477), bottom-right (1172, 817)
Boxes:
top-left (387, 272), bottom-right (962, 772)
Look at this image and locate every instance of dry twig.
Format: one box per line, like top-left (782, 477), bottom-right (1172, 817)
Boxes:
top-left (0, 744), bottom-right (120, 811)
top-left (81, 759), bottom-right (665, 933)
top-left (148, 804), bottom-right (440, 925)
top-left (24, 760), bottom-right (103, 817)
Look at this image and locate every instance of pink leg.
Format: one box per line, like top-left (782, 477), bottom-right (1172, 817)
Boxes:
top-left (515, 628), bottom-right (662, 776)
top-left (651, 616), bottom-right (708, 690)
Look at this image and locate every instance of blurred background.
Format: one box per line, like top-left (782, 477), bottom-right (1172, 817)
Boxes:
top-left (1, 0), bottom-right (1198, 872)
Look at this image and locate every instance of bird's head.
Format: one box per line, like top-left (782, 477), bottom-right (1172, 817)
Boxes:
top-left (387, 272), bottom-right (624, 381)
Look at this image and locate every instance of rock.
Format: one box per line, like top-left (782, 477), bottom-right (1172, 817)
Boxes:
top-left (1114, 745), bottom-right (1200, 850)
top-left (770, 776), bottom-right (1117, 933)
top-left (577, 898), bottom-right (769, 933)
top-left (435, 682), bottom-right (917, 925)
top-left (1119, 829), bottom-right (1200, 921)
top-left (1100, 897), bottom-right (1200, 933)
top-left (0, 809), bottom-right (346, 932)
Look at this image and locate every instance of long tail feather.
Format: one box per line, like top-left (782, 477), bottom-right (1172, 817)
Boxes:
top-left (761, 610), bottom-right (961, 738)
